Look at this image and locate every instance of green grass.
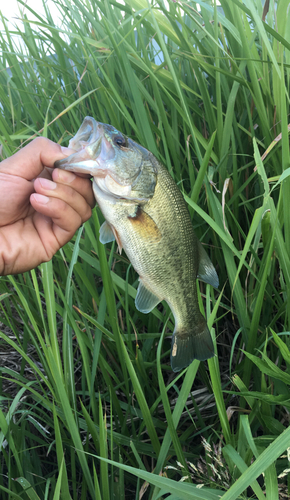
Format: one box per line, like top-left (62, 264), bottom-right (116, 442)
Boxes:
top-left (1, 0), bottom-right (290, 498)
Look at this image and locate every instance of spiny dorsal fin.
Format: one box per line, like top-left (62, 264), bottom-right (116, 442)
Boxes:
top-left (197, 241), bottom-right (219, 289)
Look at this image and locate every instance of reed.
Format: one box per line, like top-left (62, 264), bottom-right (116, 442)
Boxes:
top-left (0, 1), bottom-right (290, 498)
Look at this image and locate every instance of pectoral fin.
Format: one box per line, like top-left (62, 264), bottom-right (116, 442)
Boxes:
top-left (128, 207), bottom-right (161, 242)
top-left (197, 241), bottom-right (219, 289)
top-left (99, 221), bottom-right (115, 244)
top-left (135, 280), bottom-right (161, 314)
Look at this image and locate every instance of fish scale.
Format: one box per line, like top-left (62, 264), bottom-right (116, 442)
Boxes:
top-left (55, 117), bottom-right (219, 372)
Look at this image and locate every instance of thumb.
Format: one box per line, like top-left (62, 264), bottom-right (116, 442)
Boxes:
top-left (0, 137), bottom-right (75, 181)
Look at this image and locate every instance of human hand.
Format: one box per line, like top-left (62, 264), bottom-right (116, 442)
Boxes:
top-left (0, 137), bottom-right (95, 275)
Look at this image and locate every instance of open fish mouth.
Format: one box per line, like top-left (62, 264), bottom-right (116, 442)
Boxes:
top-left (55, 116), bottom-right (152, 200)
top-left (54, 117), bottom-right (116, 175)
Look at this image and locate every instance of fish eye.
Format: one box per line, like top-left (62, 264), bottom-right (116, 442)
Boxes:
top-left (114, 135), bottom-right (126, 147)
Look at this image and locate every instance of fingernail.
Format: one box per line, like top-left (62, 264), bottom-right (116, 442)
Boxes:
top-left (56, 170), bottom-right (76, 183)
top-left (32, 193), bottom-right (49, 204)
top-left (61, 146), bottom-right (76, 155)
top-left (39, 178), bottom-right (57, 190)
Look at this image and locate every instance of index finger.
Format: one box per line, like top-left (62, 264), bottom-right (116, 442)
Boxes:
top-left (0, 137), bottom-right (75, 181)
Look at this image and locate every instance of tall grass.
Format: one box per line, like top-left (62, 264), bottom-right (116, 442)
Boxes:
top-left (1, 0), bottom-right (290, 498)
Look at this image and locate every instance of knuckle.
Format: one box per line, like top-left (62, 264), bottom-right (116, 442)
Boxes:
top-left (32, 137), bottom-right (52, 148)
top-left (83, 206), bottom-right (92, 222)
top-left (74, 213), bottom-right (83, 228)
top-left (89, 196), bottom-right (96, 208)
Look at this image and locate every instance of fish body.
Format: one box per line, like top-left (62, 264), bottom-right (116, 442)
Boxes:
top-left (55, 117), bottom-right (219, 371)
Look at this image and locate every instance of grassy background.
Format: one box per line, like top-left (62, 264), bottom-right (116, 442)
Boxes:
top-left (1, 0), bottom-right (290, 498)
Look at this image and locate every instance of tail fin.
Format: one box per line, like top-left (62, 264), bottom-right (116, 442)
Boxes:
top-left (170, 321), bottom-right (214, 372)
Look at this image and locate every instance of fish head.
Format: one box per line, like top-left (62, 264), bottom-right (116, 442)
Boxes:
top-left (55, 117), bottom-right (157, 200)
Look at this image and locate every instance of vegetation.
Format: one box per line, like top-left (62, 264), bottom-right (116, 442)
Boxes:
top-left (1, 0), bottom-right (290, 498)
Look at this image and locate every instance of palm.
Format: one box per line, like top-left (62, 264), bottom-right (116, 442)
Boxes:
top-left (0, 170), bottom-right (61, 274)
top-left (0, 172), bottom-right (35, 225)
top-left (0, 138), bottom-right (94, 276)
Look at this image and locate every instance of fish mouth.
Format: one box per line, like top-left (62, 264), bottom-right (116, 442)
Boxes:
top-left (54, 117), bottom-right (116, 176)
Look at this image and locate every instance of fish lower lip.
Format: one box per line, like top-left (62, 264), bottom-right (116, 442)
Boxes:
top-left (54, 158), bottom-right (111, 178)
top-left (54, 135), bottom-right (104, 173)
top-left (54, 158), bottom-right (103, 175)
top-left (54, 157), bottom-right (73, 169)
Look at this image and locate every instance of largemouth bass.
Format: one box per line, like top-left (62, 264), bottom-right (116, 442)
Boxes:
top-left (55, 117), bottom-right (219, 372)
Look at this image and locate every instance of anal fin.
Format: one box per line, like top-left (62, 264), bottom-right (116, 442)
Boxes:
top-left (135, 280), bottom-right (161, 314)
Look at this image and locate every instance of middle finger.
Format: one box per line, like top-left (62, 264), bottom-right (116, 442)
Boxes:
top-left (33, 176), bottom-right (93, 223)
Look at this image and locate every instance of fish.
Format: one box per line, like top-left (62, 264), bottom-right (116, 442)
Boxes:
top-left (55, 117), bottom-right (219, 372)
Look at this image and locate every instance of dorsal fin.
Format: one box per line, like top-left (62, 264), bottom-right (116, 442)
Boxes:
top-left (197, 241), bottom-right (219, 288)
